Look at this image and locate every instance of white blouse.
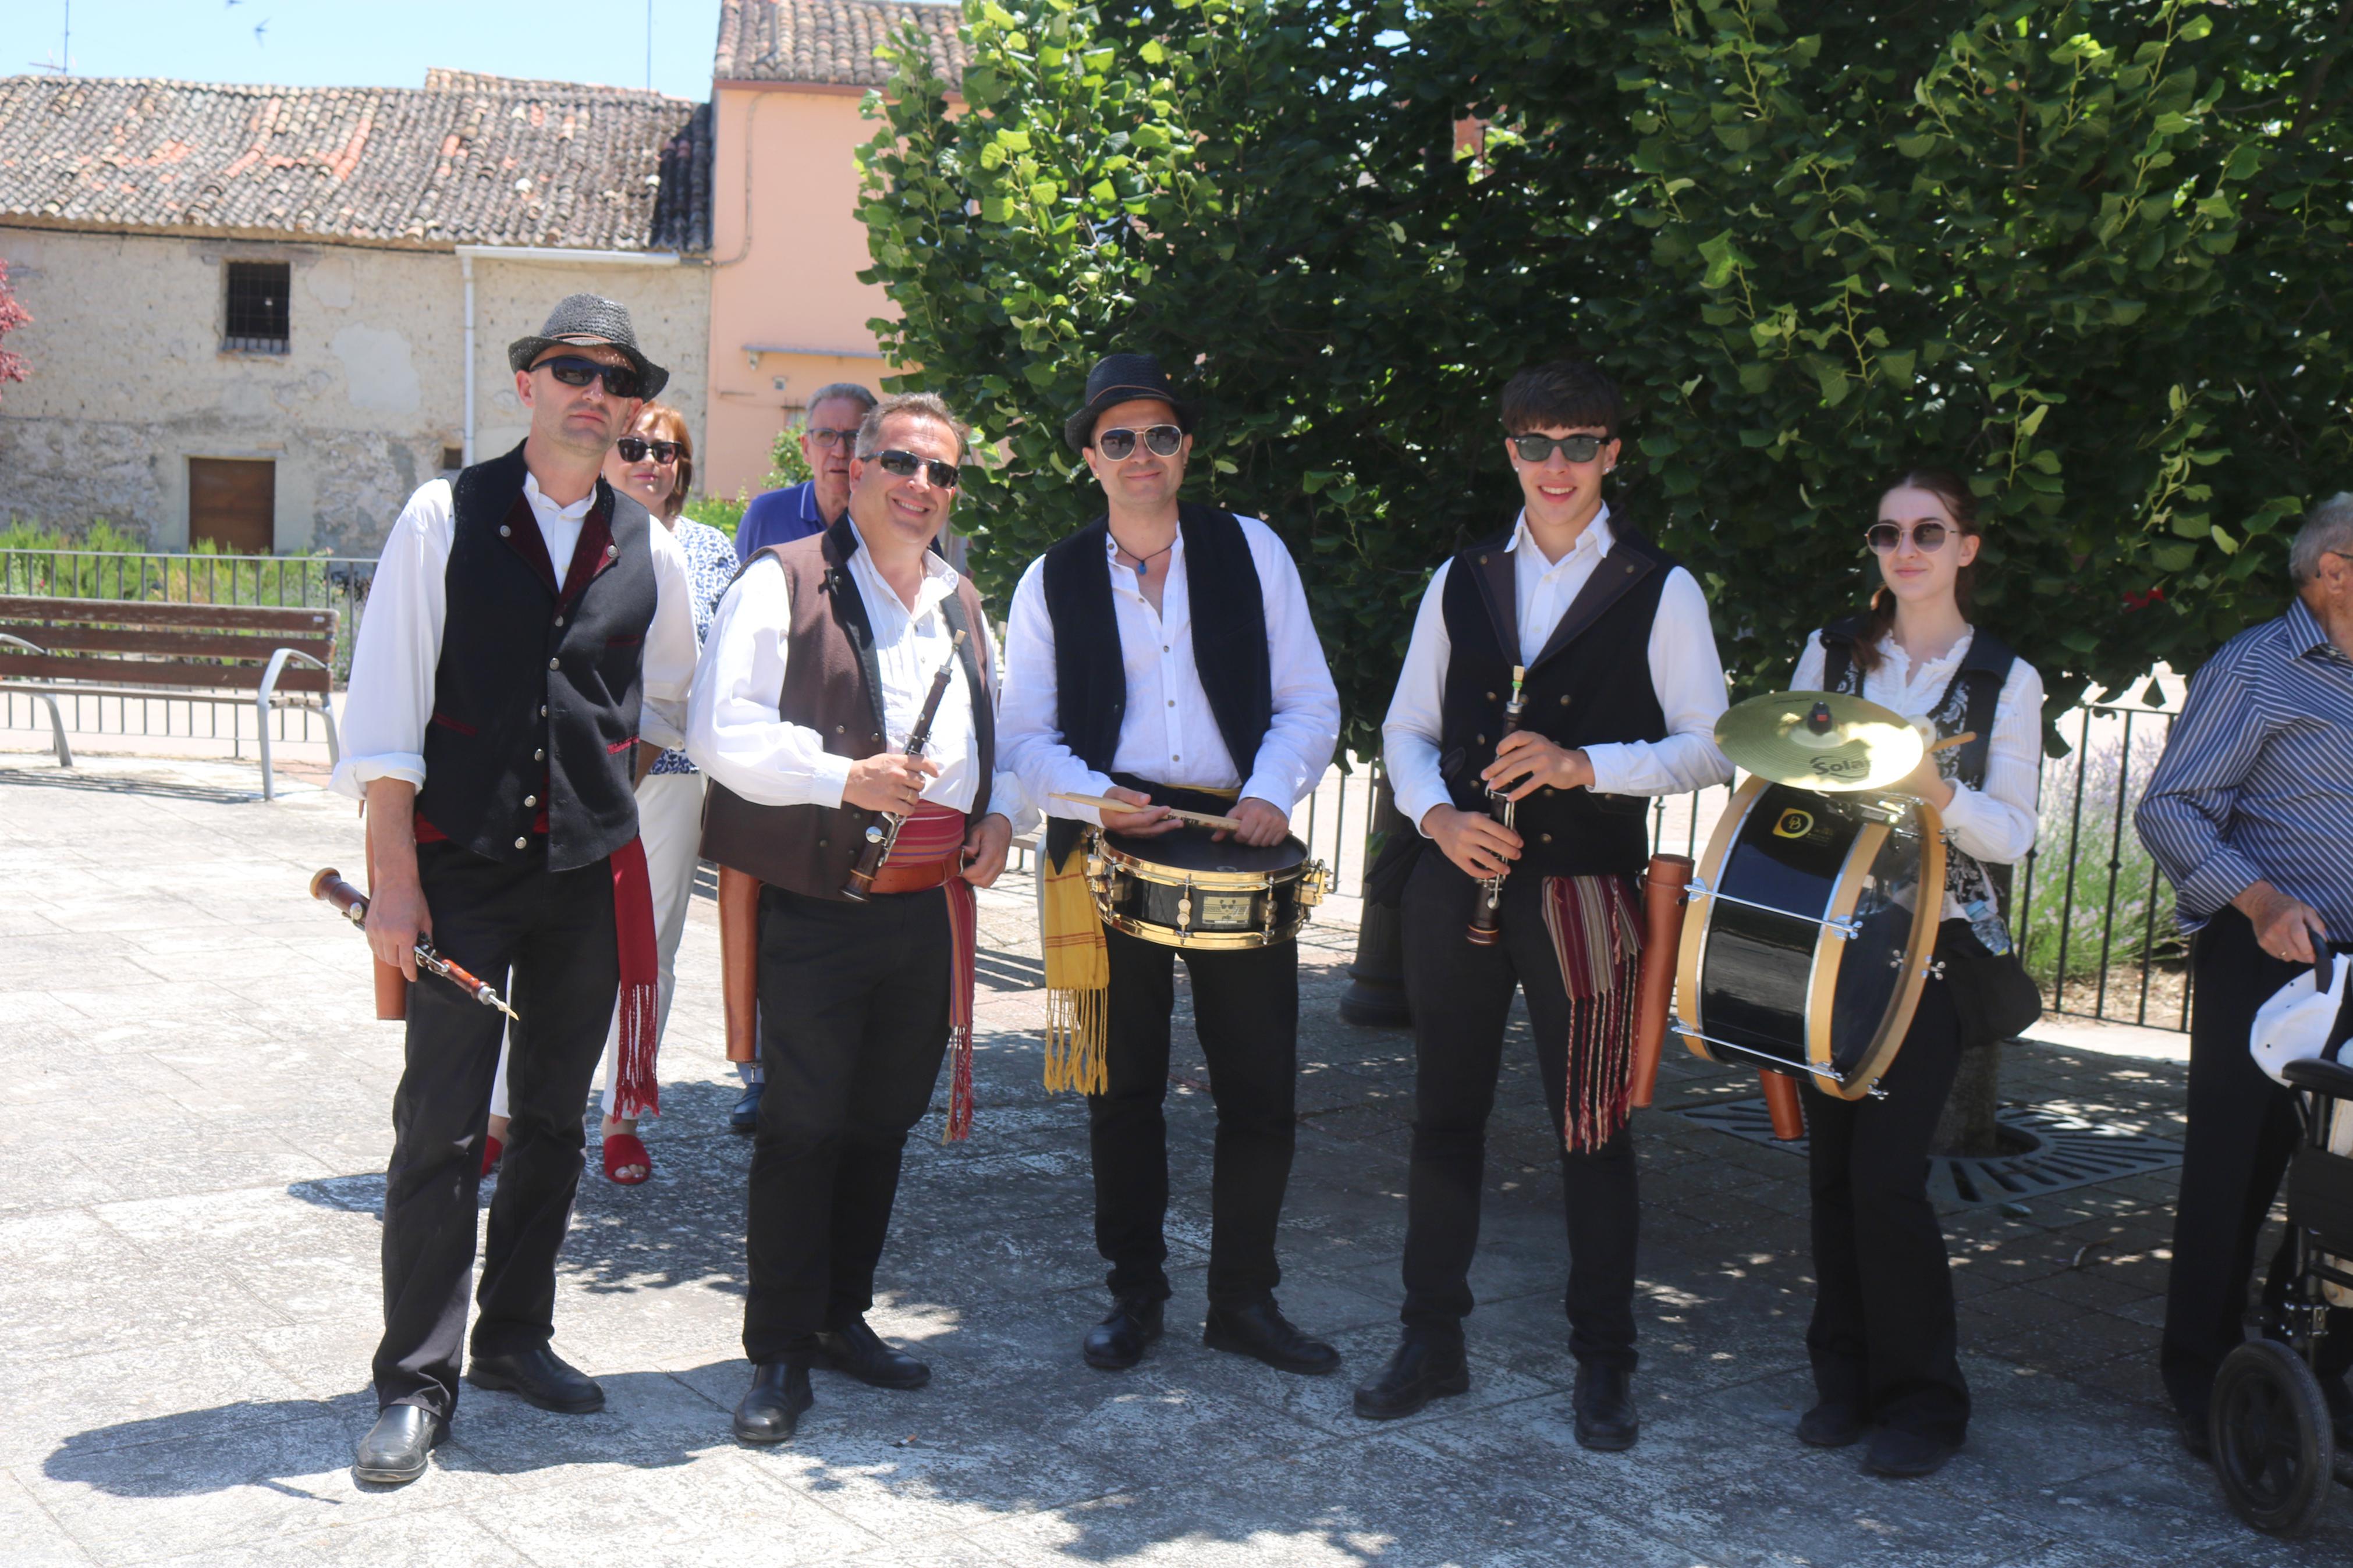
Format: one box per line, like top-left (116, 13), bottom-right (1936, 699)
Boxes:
top-left (1791, 627), bottom-right (2044, 918)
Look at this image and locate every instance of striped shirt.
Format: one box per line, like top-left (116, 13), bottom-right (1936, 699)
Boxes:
top-left (2135, 597), bottom-right (2353, 934)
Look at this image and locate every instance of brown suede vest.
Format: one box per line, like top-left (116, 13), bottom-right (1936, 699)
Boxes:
top-left (698, 520), bottom-right (996, 899)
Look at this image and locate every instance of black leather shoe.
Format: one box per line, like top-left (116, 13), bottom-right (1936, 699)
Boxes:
top-left (817, 1317), bottom-right (931, 1390)
top-left (2179, 1410), bottom-right (2213, 1462)
top-left (733, 1360), bottom-right (813, 1444)
top-left (352, 1405), bottom-right (444, 1485)
top-left (466, 1345), bottom-right (605, 1413)
top-left (1573, 1361), bottom-right (1638, 1451)
top-left (1864, 1425), bottom-right (1960, 1477)
top-left (1797, 1401), bottom-right (1866, 1448)
top-left (1083, 1296), bottom-right (1164, 1371)
top-left (729, 1080), bottom-right (764, 1135)
top-left (1352, 1328), bottom-right (1470, 1419)
top-left (1203, 1299), bottom-right (1341, 1376)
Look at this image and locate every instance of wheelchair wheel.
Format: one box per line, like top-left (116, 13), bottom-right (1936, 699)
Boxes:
top-left (2211, 1339), bottom-right (2334, 1538)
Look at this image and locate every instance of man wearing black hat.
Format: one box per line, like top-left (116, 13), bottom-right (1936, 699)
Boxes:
top-left (332, 293), bottom-right (700, 1485)
top-left (999, 353), bottom-right (1343, 1375)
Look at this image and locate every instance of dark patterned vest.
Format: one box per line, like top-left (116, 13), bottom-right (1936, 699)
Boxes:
top-left (415, 443), bottom-right (655, 872)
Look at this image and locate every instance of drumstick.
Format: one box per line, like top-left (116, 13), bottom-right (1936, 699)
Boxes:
top-left (1926, 731), bottom-right (1977, 755)
top-left (1050, 791), bottom-right (1245, 832)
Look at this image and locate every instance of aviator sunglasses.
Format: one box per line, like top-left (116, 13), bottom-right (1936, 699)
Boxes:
top-left (615, 436), bottom-right (681, 464)
top-left (1095, 425), bottom-right (1185, 461)
top-left (1510, 432), bottom-right (1610, 464)
top-left (872, 449), bottom-right (962, 489)
top-left (1865, 521), bottom-right (1951, 553)
top-left (533, 354), bottom-right (644, 400)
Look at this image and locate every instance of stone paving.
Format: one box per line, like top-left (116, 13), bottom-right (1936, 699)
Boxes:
top-left (1, 745), bottom-right (2345, 1566)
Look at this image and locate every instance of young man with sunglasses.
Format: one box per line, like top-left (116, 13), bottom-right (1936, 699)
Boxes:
top-left (689, 392), bottom-right (1030, 1443)
top-left (1360, 360), bottom-right (1731, 1448)
top-left (333, 294), bottom-right (701, 1485)
top-left (998, 352), bottom-right (1343, 1377)
top-left (736, 382), bottom-right (881, 563)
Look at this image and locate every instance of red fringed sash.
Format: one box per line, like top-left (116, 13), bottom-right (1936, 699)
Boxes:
top-left (1540, 872), bottom-right (1644, 1154)
top-left (875, 803), bottom-right (979, 1142)
top-left (609, 835), bottom-right (662, 1119)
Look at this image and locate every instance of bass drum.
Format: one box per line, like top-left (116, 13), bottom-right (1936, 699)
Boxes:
top-left (1673, 777), bottom-right (1945, 1101)
top-left (1086, 825), bottom-right (1328, 950)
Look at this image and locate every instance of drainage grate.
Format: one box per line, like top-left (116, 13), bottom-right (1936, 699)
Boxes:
top-left (1667, 1098), bottom-right (2183, 1207)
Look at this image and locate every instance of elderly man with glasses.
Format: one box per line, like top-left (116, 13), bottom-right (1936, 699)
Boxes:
top-left (333, 294), bottom-right (701, 1485)
top-left (690, 391), bottom-right (1030, 1443)
top-left (2139, 492), bottom-right (2353, 1462)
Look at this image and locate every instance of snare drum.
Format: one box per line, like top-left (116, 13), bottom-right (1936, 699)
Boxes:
top-left (1672, 777), bottom-right (1946, 1100)
top-left (1085, 826), bottom-right (1329, 950)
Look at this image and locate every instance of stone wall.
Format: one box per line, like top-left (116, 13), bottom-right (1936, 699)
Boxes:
top-left (0, 226), bottom-right (711, 556)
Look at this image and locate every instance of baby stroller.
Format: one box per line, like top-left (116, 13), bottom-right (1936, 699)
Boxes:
top-left (2214, 946), bottom-right (2353, 1537)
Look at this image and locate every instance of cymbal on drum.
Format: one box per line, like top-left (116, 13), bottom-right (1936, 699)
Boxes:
top-left (1714, 689), bottom-right (1926, 793)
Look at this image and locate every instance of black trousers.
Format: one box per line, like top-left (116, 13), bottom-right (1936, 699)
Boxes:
top-left (743, 883), bottom-right (950, 1364)
top-left (374, 840), bottom-right (617, 1418)
top-left (1802, 966), bottom-right (1969, 1442)
top-left (1088, 922), bottom-right (1300, 1308)
top-left (1397, 852), bottom-right (1640, 1370)
top-left (2160, 905), bottom-right (2353, 1420)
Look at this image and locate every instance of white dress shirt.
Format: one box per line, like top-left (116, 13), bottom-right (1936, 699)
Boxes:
top-left (1383, 507), bottom-right (1734, 834)
top-left (998, 515), bottom-right (1341, 825)
top-left (1791, 627), bottom-right (2043, 916)
top-left (331, 471), bottom-right (697, 800)
top-left (685, 524), bottom-right (1032, 829)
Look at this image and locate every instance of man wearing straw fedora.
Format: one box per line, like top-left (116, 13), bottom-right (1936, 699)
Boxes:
top-left (999, 352), bottom-right (1343, 1376)
top-left (333, 293), bottom-right (700, 1485)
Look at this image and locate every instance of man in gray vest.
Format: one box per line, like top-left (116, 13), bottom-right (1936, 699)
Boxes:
top-left (998, 353), bottom-right (1343, 1377)
top-left (689, 391), bottom-right (1028, 1443)
top-left (333, 294), bottom-right (700, 1485)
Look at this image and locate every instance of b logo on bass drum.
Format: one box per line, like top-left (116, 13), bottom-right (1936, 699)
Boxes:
top-left (1772, 809), bottom-right (1815, 841)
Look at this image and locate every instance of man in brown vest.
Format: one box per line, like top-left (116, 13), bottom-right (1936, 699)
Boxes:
top-left (688, 392), bottom-right (1028, 1442)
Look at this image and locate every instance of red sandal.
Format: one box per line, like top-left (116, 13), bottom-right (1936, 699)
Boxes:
top-left (602, 1131), bottom-right (652, 1186)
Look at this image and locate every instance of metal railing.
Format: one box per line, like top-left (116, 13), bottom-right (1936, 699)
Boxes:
top-left (1, 547), bottom-right (374, 751)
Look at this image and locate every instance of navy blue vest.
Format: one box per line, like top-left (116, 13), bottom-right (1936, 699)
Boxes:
top-left (414, 443), bottom-right (656, 872)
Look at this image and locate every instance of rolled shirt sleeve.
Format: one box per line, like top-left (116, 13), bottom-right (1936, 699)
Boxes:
top-left (684, 557), bottom-right (855, 808)
top-left (329, 482), bottom-right (452, 800)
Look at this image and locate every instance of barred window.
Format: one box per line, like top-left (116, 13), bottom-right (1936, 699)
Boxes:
top-left (223, 261), bottom-right (290, 353)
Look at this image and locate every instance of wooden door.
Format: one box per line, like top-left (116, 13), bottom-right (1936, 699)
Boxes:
top-left (189, 458), bottom-right (275, 554)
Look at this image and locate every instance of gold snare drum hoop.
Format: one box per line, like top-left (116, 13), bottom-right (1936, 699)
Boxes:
top-left (1084, 829), bottom-right (1329, 951)
top-left (1674, 777), bottom-right (1944, 1101)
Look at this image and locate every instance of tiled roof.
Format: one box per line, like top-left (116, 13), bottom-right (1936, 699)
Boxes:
top-left (0, 72), bottom-right (712, 252)
top-left (714, 0), bottom-right (968, 89)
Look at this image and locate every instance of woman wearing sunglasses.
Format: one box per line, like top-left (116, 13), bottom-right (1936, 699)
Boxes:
top-left (1783, 467), bottom-right (2046, 1478)
top-left (484, 404), bottom-right (741, 1186)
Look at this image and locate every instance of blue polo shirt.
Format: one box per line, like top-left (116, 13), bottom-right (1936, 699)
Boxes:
top-left (733, 479), bottom-right (833, 563)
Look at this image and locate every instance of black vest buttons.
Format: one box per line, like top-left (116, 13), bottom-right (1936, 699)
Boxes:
top-left (513, 836), bottom-right (527, 849)
top-left (499, 525), bottom-right (512, 538)
top-left (835, 724), bottom-right (846, 734)
top-left (872, 731), bottom-right (881, 742)
top-left (606, 543), bottom-right (618, 559)
top-left (816, 837), bottom-right (828, 848)
top-left (1541, 833), bottom-right (1554, 843)
top-left (1486, 692), bottom-right (1497, 701)
top-left (540, 704), bottom-right (548, 717)
top-left (554, 614), bottom-right (565, 627)
top-left (1560, 695), bottom-right (1571, 705)
top-left (534, 748), bottom-right (545, 761)
top-left (1475, 734), bottom-right (1486, 745)
top-left (548, 657), bottom-right (560, 670)
top-left (524, 795), bottom-right (538, 808)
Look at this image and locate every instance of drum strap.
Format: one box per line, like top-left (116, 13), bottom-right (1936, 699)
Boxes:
top-left (1541, 872), bottom-right (1645, 1153)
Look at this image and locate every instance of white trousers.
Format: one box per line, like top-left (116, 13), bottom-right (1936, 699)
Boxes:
top-left (489, 769), bottom-right (707, 1122)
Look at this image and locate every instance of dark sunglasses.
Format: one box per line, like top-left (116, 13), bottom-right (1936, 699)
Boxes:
top-left (1095, 425), bottom-right (1185, 460)
top-left (1865, 521), bottom-right (1950, 553)
top-left (871, 449), bottom-right (961, 489)
top-left (615, 436), bottom-right (681, 464)
top-left (1510, 432), bottom-right (1610, 464)
top-left (534, 354), bottom-right (644, 400)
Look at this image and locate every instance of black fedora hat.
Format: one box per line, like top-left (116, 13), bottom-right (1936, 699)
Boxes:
top-left (507, 293), bottom-right (670, 400)
top-left (1063, 351), bottom-right (1195, 453)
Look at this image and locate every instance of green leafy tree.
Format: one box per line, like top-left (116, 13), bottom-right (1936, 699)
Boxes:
top-left (860, 0), bottom-right (2352, 749)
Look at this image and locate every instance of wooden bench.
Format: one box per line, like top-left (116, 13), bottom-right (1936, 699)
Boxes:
top-left (0, 596), bottom-right (340, 801)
